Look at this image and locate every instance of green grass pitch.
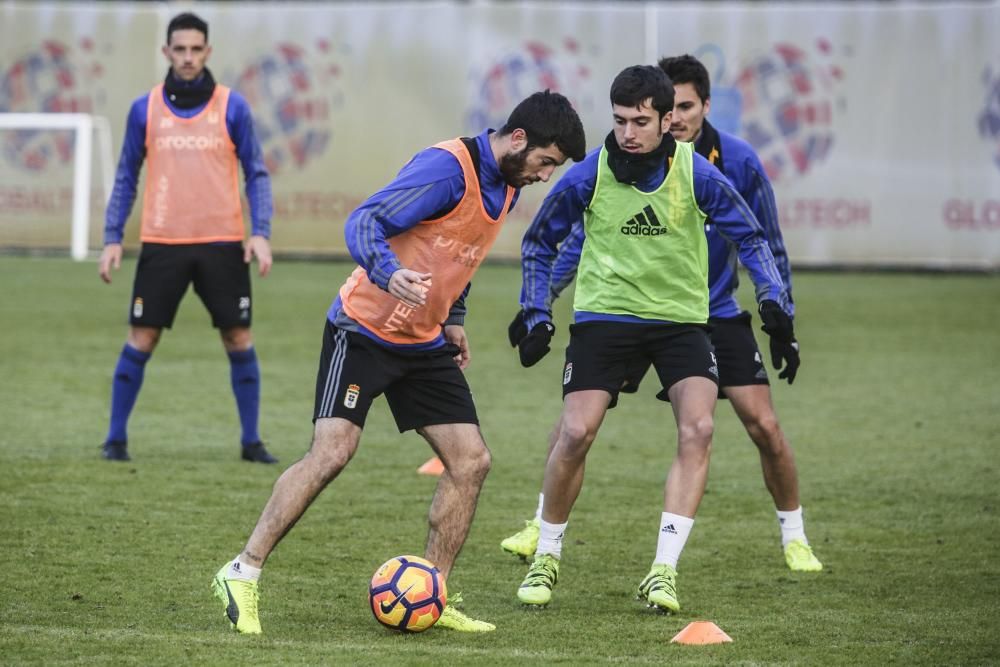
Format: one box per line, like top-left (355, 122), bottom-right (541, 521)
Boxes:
top-left (1, 256), bottom-right (998, 665)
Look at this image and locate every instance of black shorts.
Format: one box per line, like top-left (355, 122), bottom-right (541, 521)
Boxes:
top-left (710, 311), bottom-right (769, 390)
top-left (561, 321), bottom-right (718, 408)
top-left (616, 312), bottom-right (770, 402)
top-left (129, 243), bottom-right (251, 329)
top-left (313, 320), bottom-right (479, 433)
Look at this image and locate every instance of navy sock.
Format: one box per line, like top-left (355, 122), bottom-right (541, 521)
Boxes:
top-left (106, 344), bottom-right (151, 443)
top-left (228, 347), bottom-right (261, 446)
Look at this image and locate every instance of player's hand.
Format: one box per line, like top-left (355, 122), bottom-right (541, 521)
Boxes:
top-left (388, 269), bottom-right (432, 308)
top-left (245, 235), bottom-right (273, 277)
top-left (518, 321), bottom-right (555, 367)
top-left (507, 310), bottom-right (528, 347)
top-left (444, 324), bottom-right (471, 370)
top-left (759, 299), bottom-right (798, 384)
top-left (758, 299), bottom-right (794, 341)
top-left (99, 243), bottom-right (123, 284)
top-left (769, 337), bottom-right (800, 384)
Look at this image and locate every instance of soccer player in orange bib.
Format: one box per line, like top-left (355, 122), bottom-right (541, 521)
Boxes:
top-left (212, 91), bottom-right (586, 634)
top-left (98, 13), bottom-right (276, 464)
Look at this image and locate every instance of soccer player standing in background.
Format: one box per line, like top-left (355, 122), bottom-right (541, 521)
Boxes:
top-left (509, 65), bottom-right (795, 613)
top-left (98, 13), bottom-right (277, 464)
top-left (502, 54), bottom-right (822, 575)
top-left (211, 91), bottom-right (586, 635)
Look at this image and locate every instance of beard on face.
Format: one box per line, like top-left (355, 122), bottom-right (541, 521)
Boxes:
top-left (498, 147), bottom-right (531, 187)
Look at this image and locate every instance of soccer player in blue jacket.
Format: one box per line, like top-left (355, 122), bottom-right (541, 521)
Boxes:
top-left (507, 58), bottom-right (822, 612)
top-left (507, 64), bottom-right (798, 613)
top-left (98, 13), bottom-right (276, 464)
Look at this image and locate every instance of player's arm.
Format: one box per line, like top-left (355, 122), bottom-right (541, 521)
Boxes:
top-left (520, 156), bottom-right (596, 326)
top-left (228, 94), bottom-right (274, 276)
top-left (696, 158), bottom-right (799, 382)
top-left (508, 219), bottom-right (586, 345)
top-left (742, 153), bottom-right (793, 314)
top-left (694, 158), bottom-right (787, 310)
top-left (550, 222), bottom-right (585, 304)
top-left (100, 97), bottom-right (147, 283)
top-left (515, 155), bottom-right (596, 366)
top-left (444, 283), bottom-right (473, 369)
top-left (344, 148), bottom-right (465, 306)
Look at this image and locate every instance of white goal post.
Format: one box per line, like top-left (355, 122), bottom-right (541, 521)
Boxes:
top-left (0, 113), bottom-right (114, 260)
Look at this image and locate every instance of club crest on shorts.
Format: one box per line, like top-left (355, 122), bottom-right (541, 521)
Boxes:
top-left (344, 383), bottom-right (360, 409)
top-left (563, 362), bottom-right (573, 385)
top-left (132, 297), bottom-right (144, 318)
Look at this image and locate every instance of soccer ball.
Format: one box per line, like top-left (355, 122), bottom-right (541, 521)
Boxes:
top-left (369, 555), bottom-right (447, 632)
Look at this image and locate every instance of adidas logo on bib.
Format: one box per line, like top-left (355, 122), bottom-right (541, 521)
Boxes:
top-left (621, 205), bottom-right (667, 236)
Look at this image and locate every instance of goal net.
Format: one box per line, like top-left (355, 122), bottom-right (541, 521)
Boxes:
top-left (0, 113), bottom-right (114, 260)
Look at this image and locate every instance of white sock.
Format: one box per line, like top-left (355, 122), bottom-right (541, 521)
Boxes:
top-left (229, 556), bottom-right (261, 581)
top-left (533, 493), bottom-right (544, 521)
top-left (777, 507), bottom-right (807, 547)
top-left (536, 519), bottom-right (568, 559)
top-left (654, 512), bottom-right (695, 569)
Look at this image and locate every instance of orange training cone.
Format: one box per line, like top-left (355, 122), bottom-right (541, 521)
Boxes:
top-left (417, 456), bottom-right (444, 476)
top-left (670, 621), bottom-right (733, 645)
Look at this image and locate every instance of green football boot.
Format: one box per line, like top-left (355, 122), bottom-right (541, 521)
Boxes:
top-left (637, 563), bottom-right (679, 613)
top-left (435, 593), bottom-right (496, 632)
top-left (784, 539), bottom-right (823, 572)
top-left (500, 518), bottom-right (540, 561)
top-left (517, 553), bottom-right (559, 606)
top-left (212, 564), bottom-right (262, 634)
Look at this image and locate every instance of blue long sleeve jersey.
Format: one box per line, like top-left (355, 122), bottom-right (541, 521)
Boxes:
top-left (329, 129), bottom-right (520, 347)
top-left (521, 140), bottom-right (789, 328)
top-left (103, 87), bottom-right (272, 244)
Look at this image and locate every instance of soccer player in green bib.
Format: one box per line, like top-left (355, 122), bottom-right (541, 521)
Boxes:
top-left (513, 65), bottom-right (796, 613)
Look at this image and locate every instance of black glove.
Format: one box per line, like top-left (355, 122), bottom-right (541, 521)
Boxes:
top-left (518, 321), bottom-right (555, 367)
top-left (769, 336), bottom-right (800, 384)
top-left (507, 310), bottom-right (528, 347)
top-left (759, 300), bottom-right (800, 384)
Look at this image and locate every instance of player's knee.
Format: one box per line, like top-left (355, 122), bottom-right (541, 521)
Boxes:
top-left (221, 326), bottom-right (253, 350)
top-left (557, 419), bottom-right (598, 454)
top-left (746, 415), bottom-right (785, 454)
top-left (306, 437), bottom-right (356, 477)
top-left (678, 415), bottom-right (714, 447)
top-left (443, 443), bottom-right (492, 483)
top-left (128, 326), bottom-right (161, 352)
top-left (468, 445), bottom-right (492, 480)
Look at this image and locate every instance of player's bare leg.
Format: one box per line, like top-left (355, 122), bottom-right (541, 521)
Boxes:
top-left (663, 377), bottom-right (718, 517)
top-left (420, 423), bottom-right (491, 580)
top-left (637, 376), bottom-right (716, 613)
top-left (726, 384), bottom-right (822, 571)
top-left (214, 417), bottom-right (360, 633)
top-left (725, 385), bottom-right (798, 509)
top-left (420, 422), bottom-right (495, 631)
top-left (541, 390), bottom-right (612, 522)
top-left (241, 417), bottom-right (361, 567)
top-left (518, 390), bottom-right (610, 606)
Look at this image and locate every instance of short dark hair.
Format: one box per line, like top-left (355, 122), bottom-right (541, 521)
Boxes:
top-left (610, 65), bottom-right (674, 119)
top-left (498, 90), bottom-right (587, 162)
top-left (167, 12), bottom-right (209, 44)
top-left (658, 54), bottom-right (711, 103)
